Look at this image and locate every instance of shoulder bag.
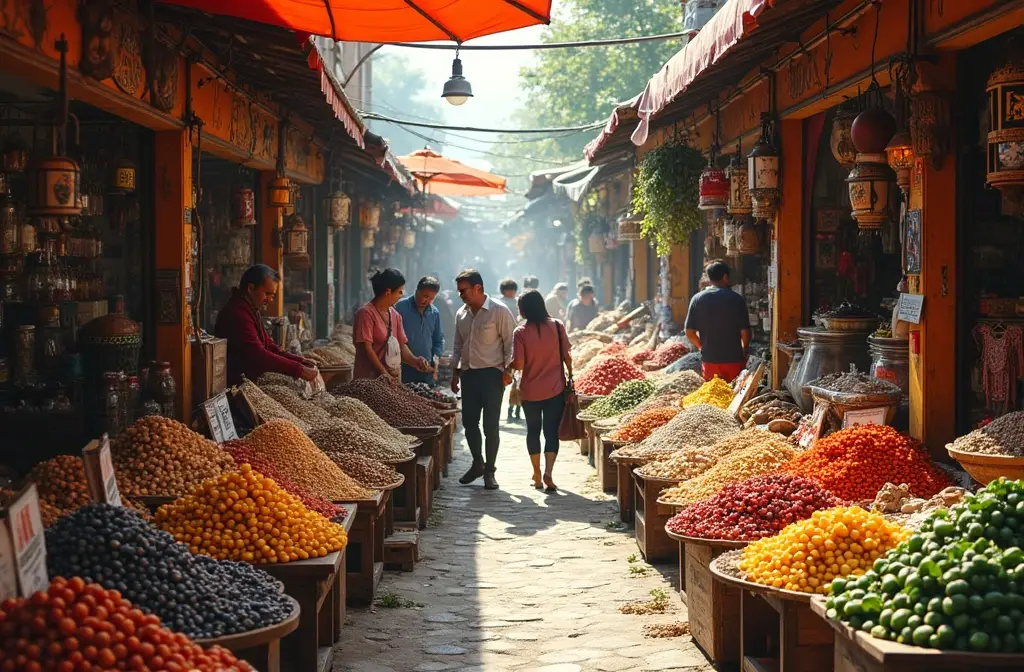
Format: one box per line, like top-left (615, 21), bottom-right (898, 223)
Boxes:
top-left (555, 320), bottom-right (586, 441)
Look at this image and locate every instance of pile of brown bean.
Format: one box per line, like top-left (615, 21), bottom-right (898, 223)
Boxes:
top-left (244, 420), bottom-right (373, 501)
top-left (635, 449), bottom-right (715, 480)
top-left (331, 378), bottom-right (443, 427)
top-left (262, 385), bottom-right (336, 425)
top-left (240, 379), bottom-right (310, 432)
top-left (323, 453), bottom-right (401, 489)
top-left (307, 423), bottom-right (415, 463)
top-left (618, 392), bottom-right (684, 424)
top-left (24, 455), bottom-right (151, 524)
top-left (311, 395), bottom-right (418, 447)
top-left (257, 372), bottom-right (306, 393)
top-left (640, 404), bottom-right (741, 452)
top-left (659, 438), bottom-right (797, 505)
top-left (111, 416), bottom-right (235, 497)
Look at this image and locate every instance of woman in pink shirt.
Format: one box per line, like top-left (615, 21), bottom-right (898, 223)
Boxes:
top-left (510, 290), bottom-right (572, 491)
top-left (353, 268), bottom-right (431, 380)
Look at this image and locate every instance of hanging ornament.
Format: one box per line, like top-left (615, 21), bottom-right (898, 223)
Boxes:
top-left (402, 229), bottom-right (416, 249)
top-left (109, 157), bottom-right (136, 194)
top-left (359, 203), bottom-right (381, 231)
top-left (698, 163), bottom-right (728, 210)
top-left (283, 213), bottom-right (310, 268)
top-left (28, 155), bottom-right (81, 217)
top-left (617, 212), bottom-right (643, 241)
top-left (848, 87), bottom-right (897, 231)
top-left (325, 191), bottom-right (351, 228)
top-left (723, 217), bottom-right (739, 256)
top-left (267, 176), bottom-right (292, 209)
top-left (231, 188), bottom-right (256, 227)
top-left (737, 217), bottom-right (760, 255)
top-left (747, 113), bottom-right (781, 221)
top-left (726, 149), bottom-right (751, 215)
top-left (830, 103), bottom-right (859, 170)
top-left (986, 45), bottom-right (1024, 210)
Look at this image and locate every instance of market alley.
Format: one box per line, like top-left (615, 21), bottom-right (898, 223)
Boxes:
top-left (334, 420), bottom-right (716, 672)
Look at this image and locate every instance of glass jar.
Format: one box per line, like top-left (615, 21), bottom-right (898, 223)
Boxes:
top-left (152, 362), bottom-right (176, 417)
top-left (12, 325), bottom-right (35, 385)
top-left (102, 372), bottom-right (123, 436)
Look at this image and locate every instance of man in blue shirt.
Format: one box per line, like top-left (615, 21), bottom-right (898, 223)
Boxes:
top-left (395, 276), bottom-right (445, 384)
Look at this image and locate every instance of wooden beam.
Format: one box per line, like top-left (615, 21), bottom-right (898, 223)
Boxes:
top-left (772, 118), bottom-right (806, 389)
top-left (258, 172), bottom-right (285, 317)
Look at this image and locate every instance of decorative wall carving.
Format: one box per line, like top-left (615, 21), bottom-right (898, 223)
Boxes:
top-left (79, 0), bottom-right (115, 81)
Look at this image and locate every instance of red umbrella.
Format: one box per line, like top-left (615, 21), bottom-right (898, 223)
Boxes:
top-left (398, 149), bottom-right (507, 197)
top-left (157, 0), bottom-right (551, 43)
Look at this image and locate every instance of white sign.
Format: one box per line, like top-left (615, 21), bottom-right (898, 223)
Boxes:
top-left (203, 393), bottom-right (238, 442)
top-left (0, 524), bottom-right (18, 601)
top-left (7, 485), bottom-right (49, 596)
top-left (843, 407), bottom-right (889, 428)
top-left (83, 436), bottom-right (122, 507)
top-left (896, 293), bottom-right (924, 324)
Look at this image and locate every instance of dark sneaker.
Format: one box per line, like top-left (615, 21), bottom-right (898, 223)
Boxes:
top-left (484, 473), bottom-right (499, 490)
top-left (459, 463), bottom-right (485, 485)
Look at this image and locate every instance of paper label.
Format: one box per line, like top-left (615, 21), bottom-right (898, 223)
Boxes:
top-left (203, 393), bottom-right (238, 442)
top-left (796, 402), bottom-right (827, 449)
top-left (7, 485), bottom-right (48, 596)
top-left (843, 407), bottom-right (889, 428)
top-left (83, 437), bottom-right (122, 507)
top-left (897, 293), bottom-right (924, 324)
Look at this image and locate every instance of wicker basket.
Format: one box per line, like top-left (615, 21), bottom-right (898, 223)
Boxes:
top-left (817, 316), bottom-right (878, 332)
top-left (945, 446), bottom-right (1024, 485)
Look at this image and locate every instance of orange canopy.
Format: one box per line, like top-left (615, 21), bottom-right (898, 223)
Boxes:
top-left (158, 0), bottom-right (551, 43)
top-left (398, 149), bottom-right (507, 197)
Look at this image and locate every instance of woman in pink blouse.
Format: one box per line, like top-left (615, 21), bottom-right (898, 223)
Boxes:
top-left (509, 290), bottom-right (572, 491)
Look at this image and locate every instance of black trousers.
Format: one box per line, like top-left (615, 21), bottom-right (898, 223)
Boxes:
top-left (461, 367), bottom-right (505, 474)
top-left (522, 391), bottom-right (565, 455)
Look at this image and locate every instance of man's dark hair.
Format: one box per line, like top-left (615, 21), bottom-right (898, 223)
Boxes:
top-left (499, 278), bottom-right (518, 293)
top-left (522, 275), bottom-right (539, 290)
top-left (455, 269), bottom-right (484, 289)
top-left (579, 284), bottom-right (596, 296)
top-left (577, 277), bottom-right (593, 290)
top-left (517, 289), bottom-right (550, 331)
top-left (240, 264), bottom-right (279, 291)
top-left (417, 276), bottom-right (441, 292)
top-left (706, 261), bottom-right (731, 283)
top-left (370, 268), bottom-right (406, 297)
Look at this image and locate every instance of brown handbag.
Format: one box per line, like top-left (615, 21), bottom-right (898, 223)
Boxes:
top-left (554, 321), bottom-right (585, 441)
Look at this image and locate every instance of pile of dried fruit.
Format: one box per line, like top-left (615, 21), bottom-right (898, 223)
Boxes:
top-left (585, 379), bottom-right (655, 418)
top-left (610, 408), bottom-right (680, 443)
top-left (781, 425), bottom-right (951, 501)
top-left (243, 420), bottom-right (373, 500)
top-left (599, 341), bottom-right (626, 357)
top-left (221, 440), bottom-right (346, 522)
top-left (575, 356), bottom-right (646, 396)
top-left (631, 348), bottom-right (655, 365)
top-left (659, 437), bottom-right (797, 505)
top-left (323, 453), bottom-right (402, 489)
top-left (240, 379), bottom-right (310, 432)
top-left (635, 449), bottom-right (715, 480)
top-left (641, 404), bottom-right (741, 452)
top-left (112, 416), bottom-right (235, 497)
top-left (948, 410), bottom-right (1024, 456)
top-left (307, 422), bottom-right (417, 464)
top-left (405, 382), bottom-right (458, 406)
top-left (311, 394), bottom-right (418, 447)
top-left (47, 505), bottom-right (293, 638)
top-left (667, 473), bottom-right (842, 541)
top-left (648, 342), bottom-right (691, 369)
top-left (0, 577), bottom-right (256, 670)
top-left (738, 505), bottom-right (909, 593)
top-left (332, 378), bottom-right (444, 426)
top-left (156, 464), bottom-right (348, 563)
top-left (682, 376), bottom-right (736, 409)
top-left (23, 455), bottom-right (150, 525)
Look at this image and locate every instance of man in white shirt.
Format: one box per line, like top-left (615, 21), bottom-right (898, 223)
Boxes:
top-left (451, 269), bottom-right (517, 490)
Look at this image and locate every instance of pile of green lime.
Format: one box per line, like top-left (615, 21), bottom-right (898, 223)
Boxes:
top-left (825, 477), bottom-right (1024, 652)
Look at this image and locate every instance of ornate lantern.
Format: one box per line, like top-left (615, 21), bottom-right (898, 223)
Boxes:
top-left (359, 203), bottom-right (381, 231)
top-left (885, 130), bottom-right (914, 194)
top-left (725, 151), bottom-right (751, 215)
top-left (848, 101), bottom-right (896, 231)
top-left (698, 163), bottom-right (728, 210)
top-left (722, 217), bottom-right (739, 256)
top-left (986, 50), bottom-right (1024, 205)
top-left (266, 176), bottom-right (293, 210)
top-left (325, 191), bottom-right (351, 228)
top-left (747, 113), bottom-right (780, 221)
top-left (283, 213), bottom-right (310, 268)
top-left (737, 218), bottom-right (760, 255)
top-left (617, 212), bottom-right (642, 241)
top-left (109, 157), bottom-right (136, 194)
top-left (402, 229), bottom-right (416, 249)
top-left (231, 188), bottom-right (256, 227)
top-left (28, 155), bottom-right (81, 217)
top-left (830, 104), bottom-right (859, 170)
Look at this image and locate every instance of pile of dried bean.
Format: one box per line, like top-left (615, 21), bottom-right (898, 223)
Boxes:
top-left (635, 449), bottom-right (715, 480)
top-left (609, 443), bottom-right (684, 465)
top-left (610, 408), bottom-right (680, 443)
top-left (332, 377), bottom-right (443, 426)
top-left (323, 452), bottom-right (401, 489)
top-left (575, 356), bottom-right (646, 396)
top-left (311, 394), bottom-right (417, 447)
top-left (307, 423), bottom-right (415, 463)
top-left (659, 438), bottom-right (797, 505)
top-left (261, 384), bottom-right (336, 425)
top-left (240, 379), bottom-right (310, 432)
top-left (585, 379), bottom-right (655, 418)
top-left (948, 410), bottom-right (1024, 456)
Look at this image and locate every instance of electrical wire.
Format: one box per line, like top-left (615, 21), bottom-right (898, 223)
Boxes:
top-left (393, 123), bottom-right (570, 166)
top-left (370, 31), bottom-right (690, 50)
top-left (359, 111), bottom-right (607, 133)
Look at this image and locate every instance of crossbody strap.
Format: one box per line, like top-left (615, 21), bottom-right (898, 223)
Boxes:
top-left (554, 320), bottom-right (571, 384)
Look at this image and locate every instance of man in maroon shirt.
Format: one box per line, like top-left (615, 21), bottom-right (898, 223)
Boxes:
top-left (215, 264), bottom-right (319, 386)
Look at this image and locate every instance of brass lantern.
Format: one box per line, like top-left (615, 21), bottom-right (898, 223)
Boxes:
top-left (267, 176), bottom-right (293, 210)
top-left (698, 163), bottom-right (728, 210)
top-left (231, 188), bottom-right (256, 227)
top-left (885, 130), bottom-right (914, 194)
top-left (747, 113), bottom-right (780, 221)
top-left (725, 151), bottom-right (751, 215)
top-left (830, 105), bottom-right (859, 170)
top-left (325, 191), bottom-right (351, 228)
top-left (986, 50), bottom-right (1024, 201)
top-left (848, 102), bottom-right (896, 231)
top-left (28, 155), bottom-right (81, 217)
top-left (109, 157), bottom-right (136, 194)
top-left (402, 229), bottom-right (416, 249)
top-left (359, 202), bottom-right (381, 231)
top-left (284, 213), bottom-right (310, 268)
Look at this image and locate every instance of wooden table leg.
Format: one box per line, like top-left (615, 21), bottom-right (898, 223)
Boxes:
top-left (617, 462), bottom-right (634, 524)
top-left (284, 582), bottom-right (320, 672)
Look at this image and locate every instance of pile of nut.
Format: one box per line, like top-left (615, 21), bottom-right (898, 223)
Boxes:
top-left (305, 344), bottom-right (352, 367)
top-left (240, 379), bottom-right (310, 432)
top-left (311, 394), bottom-right (418, 447)
top-left (307, 423), bottom-right (415, 463)
top-left (741, 397), bottom-right (802, 435)
top-left (949, 410), bottom-right (1024, 456)
top-left (261, 384), bottom-right (336, 426)
top-left (323, 452), bottom-right (402, 489)
top-left (332, 377), bottom-right (443, 427)
top-left (635, 449), bottom-right (715, 481)
top-left (257, 372), bottom-right (306, 394)
top-left (23, 455), bottom-right (151, 525)
top-left (112, 416), bottom-right (235, 497)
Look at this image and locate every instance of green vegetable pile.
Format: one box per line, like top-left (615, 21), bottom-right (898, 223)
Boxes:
top-left (586, 380), bottom-right (655, 419)
top-left (826, 477), bottom-right (1024, 653)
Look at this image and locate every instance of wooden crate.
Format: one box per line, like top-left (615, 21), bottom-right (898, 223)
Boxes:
top-left (383, 529), bottom-right (420, 572)
top-left (597, 438), bottom-right (618, 492)
top-left (615, 459), bottom-right (638, 524)
top-left (338, 492), bottom-right (386, 607)
top-left (191, 338), bottom-right (227, 405)
top-left (416, 456), bottom-right (434, 529)
top-left (810, 597), bottom-right (1024, 672)
top-left (633, 472), bottom-right (677, 563)
top-left (399, 426), bottom-right (444, 489)
top-left (681, 538), bottom-right (745, 664)
top-left (390, 455), bottom-right (418, 526)
top-left (580, 419), bottom-right (594, 456)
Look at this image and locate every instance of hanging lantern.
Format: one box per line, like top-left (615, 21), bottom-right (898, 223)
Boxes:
top-left (848, 99), bottom-right (897, 231)
top-left (359, 203), bottom-right (381, 231)
top-left (725, 153), bottom-right (751, 215)
top-left (283, 213), bottom-right (310, 268)
top-left (830, 106), bottom-right (859, 170)
top-left (737, 218), bottom-right (760, 255)
top-left (266, 176), bottom-right (292, 209)
top-left (722, 218), bottom-right (739, 256)
top-left (402, 229), bottom-right (416, 249)
top-left (698, 163), bottom-right (728, 210)
top-left (747, 113), bottom-right (781, 221)
top-left (885, 130), bottom-right (914, 193)
top-left (325, 191), bottom-right (351, 228)
top-left (109, 157), bottom-right (136, 194)
top-left (851, 105), bottom-right (896, 155)
top-left (617, 212), bottom-right (642, 241)
top-left (231, 188), bottom-right (256, 227)
top-left (2, 140), bottom-right (29, 173)
top-left (360, 228), bottom-right (376, 249)
top-left (986, 50), bottom-right (1024, 203)
top-left (28, 155), bottom-right (81, 217)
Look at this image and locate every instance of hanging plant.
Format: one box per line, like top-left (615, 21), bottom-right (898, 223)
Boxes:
top-left (574, 208), bottom-right (606, 263)
top-left (632, 142), bottom-right (705, 255)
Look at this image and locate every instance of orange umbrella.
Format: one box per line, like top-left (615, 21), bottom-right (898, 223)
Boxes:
top-left (158, 0), bottom-right (551, 43)
top-left (398, 149), bottom-right (507, 197)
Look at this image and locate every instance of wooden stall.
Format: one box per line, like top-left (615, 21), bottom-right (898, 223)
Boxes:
top-left (340, 491), bottom-right (386, 606)
top-left (633, 471), bottom-right (678, 562)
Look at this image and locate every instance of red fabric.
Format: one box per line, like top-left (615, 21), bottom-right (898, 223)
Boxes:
top-left (214, 289), bottom-right (304, 386)
top-left (159, 0), bottom-right (552, 43)
top-left (306, 42), bottom-right (365, 149)
top-left (702, 361), bottom-right (746, 384)
top-left (352, 304), bottom-right (409, 380)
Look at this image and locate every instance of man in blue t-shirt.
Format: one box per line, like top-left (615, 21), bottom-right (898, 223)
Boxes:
top-left (684, 261), bottom-right (751, 383)
top-left (394, 276), bottom-right (445, 384)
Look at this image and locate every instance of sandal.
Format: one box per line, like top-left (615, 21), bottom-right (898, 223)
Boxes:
top-left (543, 473), bottom-right (557, 492)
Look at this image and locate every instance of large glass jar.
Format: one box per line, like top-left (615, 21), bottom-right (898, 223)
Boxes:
top-left (152, 362), bottom-right (176, 417)
top-left (0, 199), bottom-right (17, 254)
top-left (13, 325), bottom-right (35, 385)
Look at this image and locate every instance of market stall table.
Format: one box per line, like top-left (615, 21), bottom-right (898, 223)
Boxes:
top-left (416, 455), bottom-right (435, 529)
top-left (399, 425), bottom-right (444, 489)
top-left (809, 597), bottom-right (1024, 672)
top-left (710, 550), bottom-right (834, 672)
top-left (591, 422), bottom-right (617, 469)
top-left (666, 529), bottom-right (746, 665)
top-left (390, 452), bottom-right (419, 526)
top-left (338, 491), bottom-right (387, 606)
top-left (598, 437), bottom-right (625, 493)
top-left (633, 471), bottom-right (679, 562)
top-left (194, 594), bottom-right (299, 672)
top-left (612, 455), bottom-right (641, 524)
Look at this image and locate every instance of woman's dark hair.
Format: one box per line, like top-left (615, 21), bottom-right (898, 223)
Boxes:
top-left (370, 268), bottom-right (406, 297)
top-left (517, 289), bottom-right (550, 333)
top-left (522, 275), bottom-right (539, 290)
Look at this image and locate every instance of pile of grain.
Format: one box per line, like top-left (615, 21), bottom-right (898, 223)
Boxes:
top-left (639, 404), bottom-right (741, 452)
top-left (949, 411), bottom-right (1024, 456)
top-left (310, 394), bottom-right (418, 447)
top-left (240, 379), bottom-right (310, 432)
top-left (307, 423), bottom-right (415, 463)
top-left (331, 377), bottom-right (443, 427)
top-left (323, 453), bottom-right (402, 489)
top-left (635, 449), bottom-right (715, 480)
top-left (659, 439), bottom-right (797, 505)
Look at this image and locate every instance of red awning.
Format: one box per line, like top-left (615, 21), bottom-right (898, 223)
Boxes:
top-left (307, 39), bottom-right (365, 149)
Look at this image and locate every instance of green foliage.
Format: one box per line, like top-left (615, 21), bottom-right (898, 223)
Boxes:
top-left (632, 143), bottom-right (705, 255)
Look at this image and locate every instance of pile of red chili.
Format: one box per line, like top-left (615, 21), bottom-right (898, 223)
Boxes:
top-left (779, 424), bottom-right (951, 501)
top-left (599, 342), bottom-right (626, 356)
top-left (666, 473), bottom-right (842, 541)
top-left (576, 356), bottom-right (646, 395)
top-left (631, 349), bottom-right (655, 365)
top-left (648, 342), bottom-right (690, 369)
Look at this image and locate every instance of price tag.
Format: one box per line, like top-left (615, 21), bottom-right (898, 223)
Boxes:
top-left (5, 485), bottom-right (49, 596)
top-left (843, 407), bottom-right (889, 428)
top-left (83, 436), bottom-right (123, 507)
top-left (202, 393), bottom-right (238, 442)
top-left (896, 293), bottom-right (924, 324)
top-left (0, 523), bottom-right (18, 601)
top-left (795, 402), bottom-right (827, 450)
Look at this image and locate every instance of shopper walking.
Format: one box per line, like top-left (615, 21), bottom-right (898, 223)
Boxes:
top-left (451, 269), bottom-right (517, 489)
top-left (498, 278), bottom-right (519, 315)
top-left (684, 261), bottom-right (751, 383)
top-left (394, 276), bottom-right (444, 384)
top-left (545, 282), bottom-right (569, 320)
top-left (352, 268), bottom-right (432, 380)
top-left (565, 281), bottom-right (599, 332)
top-left (510, 290), bottom-right (572, 492)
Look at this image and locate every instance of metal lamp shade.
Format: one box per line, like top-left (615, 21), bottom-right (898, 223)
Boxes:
top-left (847, 153), bottom-right (895, 230)
top-left (28, 155), bottom-right (81, 217)
top-left (698, 166), bottom-right (728, 210)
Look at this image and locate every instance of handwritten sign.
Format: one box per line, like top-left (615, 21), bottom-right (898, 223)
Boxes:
top-left (843, 407), bottom-right (889, 429)
top-left (896, 294), bottom-right (925, 325)
top-left (83, 436), bottom-right (122, 507)
top-left (0, 524), bottom-right (18, 601)
top-left (5, 485), bottom-right (48, 596)
top-left (728, 363), bottom-right (765, 417)
top-left (795, 402), bottom-right (827, 450)
top-left (202, 393), bottom-right (238, 442)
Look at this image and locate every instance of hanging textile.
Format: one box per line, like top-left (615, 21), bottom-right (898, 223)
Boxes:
top-left (973, 323), bottom-right (1024, 414)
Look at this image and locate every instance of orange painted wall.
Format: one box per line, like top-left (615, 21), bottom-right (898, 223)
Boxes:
top-left (772, 119), bottom-right (805, 389)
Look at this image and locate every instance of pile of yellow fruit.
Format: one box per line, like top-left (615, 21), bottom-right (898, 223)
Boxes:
top-left (681, 376), bottom-right (734, 409)
top-left (155, 464), bottom-right (348, 564)
top-left (738, 506), bottom-right (908, 594)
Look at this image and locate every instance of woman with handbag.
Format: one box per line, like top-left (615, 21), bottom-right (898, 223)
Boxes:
top-left (509, 290), bottom-right (572, 492)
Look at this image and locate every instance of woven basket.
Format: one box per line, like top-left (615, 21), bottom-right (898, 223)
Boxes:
top-left (945, 446), bottom-right (1024, 485)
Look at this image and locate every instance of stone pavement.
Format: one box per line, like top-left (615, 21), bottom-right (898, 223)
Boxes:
top-left (333, 415), bottom-right (716, 672)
